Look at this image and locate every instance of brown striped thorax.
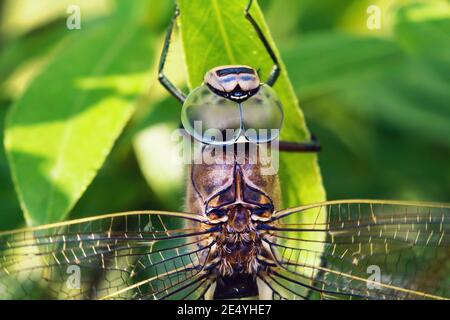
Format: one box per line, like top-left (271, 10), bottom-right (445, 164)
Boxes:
top-left (186, 144), bottom-right (280, 298)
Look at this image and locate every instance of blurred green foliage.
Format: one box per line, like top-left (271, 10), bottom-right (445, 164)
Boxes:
top-left (0, 0), bottom-right (449, 231)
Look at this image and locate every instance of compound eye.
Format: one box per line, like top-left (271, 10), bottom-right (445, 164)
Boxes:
top-left (181, 85), bottom-right (241, 145)
top-left (206, 208), bottom-right (229, 224)
top-left (241, 84), bottom-right (283, 143)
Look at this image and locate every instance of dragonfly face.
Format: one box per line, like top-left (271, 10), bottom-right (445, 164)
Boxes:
top-left (181, 65), bottom-right (284, 145)
top-left (204, 65), bottom-right (260, 101)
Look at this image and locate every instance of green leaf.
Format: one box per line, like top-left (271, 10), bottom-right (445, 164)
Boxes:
top-left (178, 0), bottom-right (325, 207)
top-left (4, 4), bottom-right (154, 225)
top-left (177, 0), bottom-right (326, 275)
top-left (0, 18), bottom-right (67, 88)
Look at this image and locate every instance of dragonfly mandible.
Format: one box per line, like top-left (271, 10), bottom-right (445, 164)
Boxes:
top-left (0, 0), bottom-right (449, 300)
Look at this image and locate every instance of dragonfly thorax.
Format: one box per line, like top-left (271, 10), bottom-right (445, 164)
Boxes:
top-left (202, 164), bottom-right (274, 277)
top-left (204, 65), bottom-right (260, 101)
top-left (186, 145), bottom-right (281, 298)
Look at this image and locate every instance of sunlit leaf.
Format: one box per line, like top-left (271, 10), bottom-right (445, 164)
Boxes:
top-left (178, 0), bottom-right (325, 207)
top-left (0, 0), bottom-right (112, 38)
top-left (4, 2), bottom-right (154, 225)
top-left (0, 18), bottom-right (67, 91)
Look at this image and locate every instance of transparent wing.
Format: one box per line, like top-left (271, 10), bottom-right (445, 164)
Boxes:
top-left (0, 211), bottom-right (218, 300)
top-left (258, 200), bottom-right (450, 300)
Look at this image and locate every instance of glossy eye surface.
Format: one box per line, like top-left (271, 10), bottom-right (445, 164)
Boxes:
top-left (241, 84), bottom-right (283, 143)
top-left (181, 85), bottom-right (241, 145)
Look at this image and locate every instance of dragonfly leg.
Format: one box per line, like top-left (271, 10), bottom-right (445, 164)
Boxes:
top-left (244, 0), bottom-right (280, 87)
top-left (279, 133), bottom-right (321, 153)
top-left (245, 1), bottom-right (320, 153)
top-left (158, 6), bottom-right (186, 104)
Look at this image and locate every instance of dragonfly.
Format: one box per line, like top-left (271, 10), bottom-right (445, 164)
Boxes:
top-left (0, 0), bottom-right (449, 300)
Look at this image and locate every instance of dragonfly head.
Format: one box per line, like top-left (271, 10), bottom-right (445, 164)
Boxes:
top-left (204, 65), bottom-right (260, 101)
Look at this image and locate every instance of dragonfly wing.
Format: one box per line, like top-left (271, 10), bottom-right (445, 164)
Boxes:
top-left (259, 200), bottom-right (450, 300)
top-left (0, 211), bottom-right (216, 300)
